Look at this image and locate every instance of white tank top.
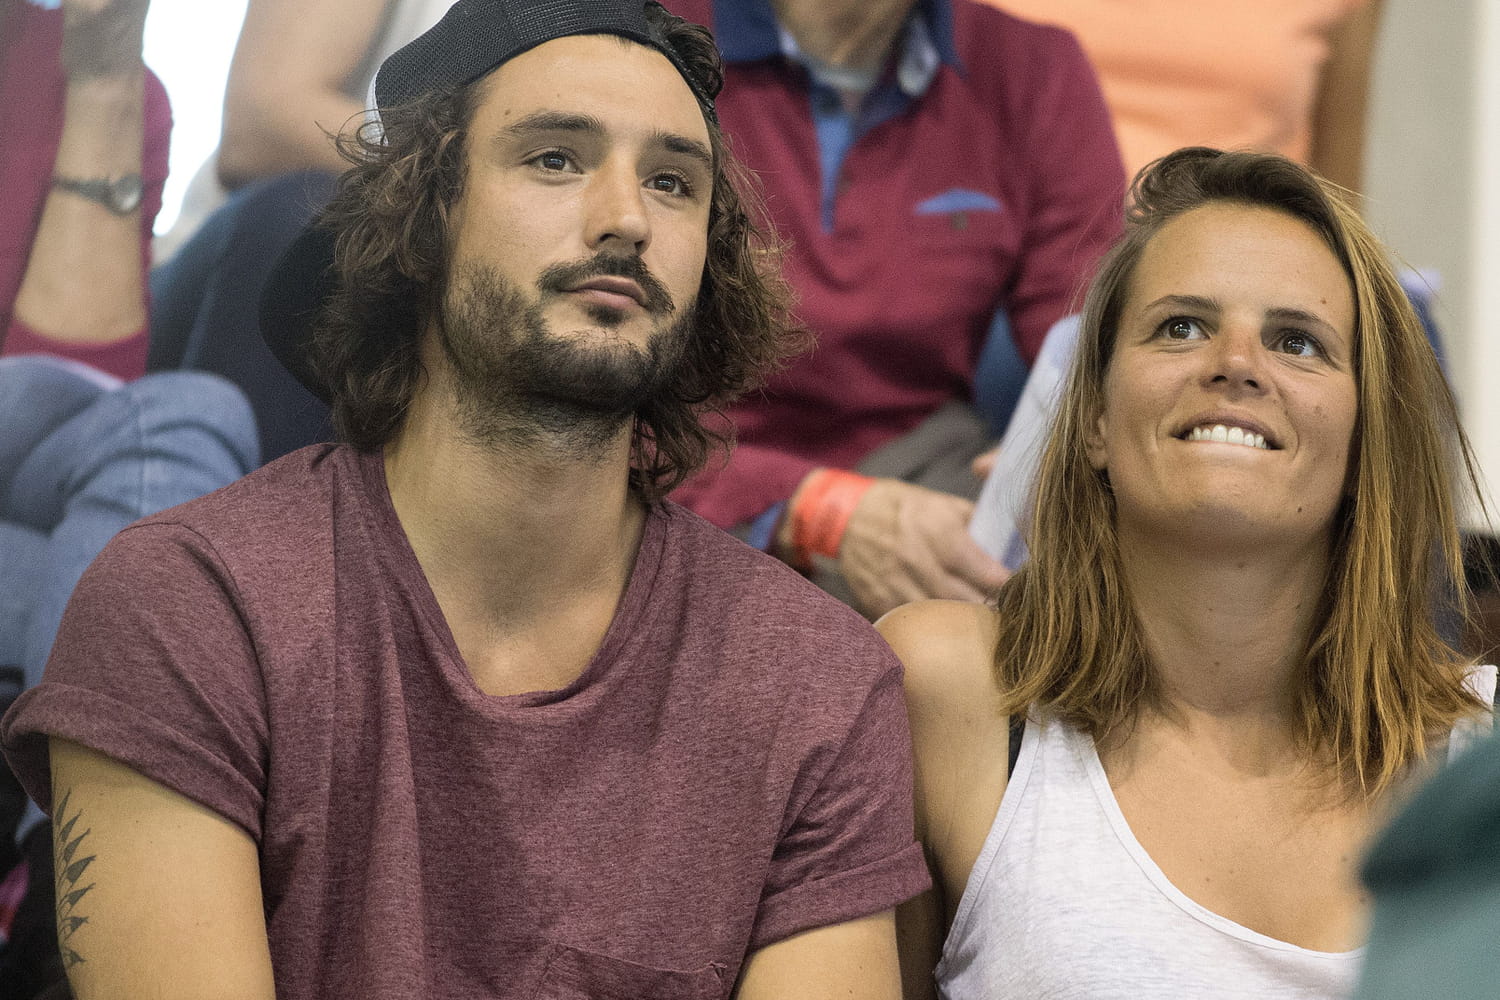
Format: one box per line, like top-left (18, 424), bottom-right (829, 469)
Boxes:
top-left (936, 664), bottom-right (1499, 1000)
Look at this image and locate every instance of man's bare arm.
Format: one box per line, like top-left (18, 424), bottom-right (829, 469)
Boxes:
top-left (735, 911), bottom-right (903, 1000)
top-left (48, 738), bottom-right (276, 999)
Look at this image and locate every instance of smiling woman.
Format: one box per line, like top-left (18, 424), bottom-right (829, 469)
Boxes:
top-left (1090, 201), bottom-right (1359, 550)
top-left (878, 147), bottom-right (1494, 1000)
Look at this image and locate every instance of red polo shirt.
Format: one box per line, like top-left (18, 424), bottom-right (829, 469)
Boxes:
top-left (669, 0), bottom-right (1124, 529)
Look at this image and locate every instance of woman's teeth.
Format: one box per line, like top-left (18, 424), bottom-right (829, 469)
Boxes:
top-left (1187, 424), bottom-right (1268, 449)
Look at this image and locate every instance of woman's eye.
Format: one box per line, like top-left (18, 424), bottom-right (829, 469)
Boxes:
top-left (1159, 317), bottom-right (1205, 341)
top-left (1276, 331), bottom-right (1322, 357)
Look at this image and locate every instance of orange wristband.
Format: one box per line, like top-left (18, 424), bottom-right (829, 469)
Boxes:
top-left (790, 469), bottom-right (876, 570)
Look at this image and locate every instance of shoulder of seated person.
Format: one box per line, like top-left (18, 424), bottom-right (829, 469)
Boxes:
top-left (876, 600), bottom-right (1001, 719)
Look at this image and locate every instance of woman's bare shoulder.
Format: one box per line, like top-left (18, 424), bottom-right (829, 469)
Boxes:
top-left (878, 600), bottom-right (1013, 908)
top-left (876, 599), bottom-right (1009, 778)
top-left (877, 599), bottom-right (1002, 711)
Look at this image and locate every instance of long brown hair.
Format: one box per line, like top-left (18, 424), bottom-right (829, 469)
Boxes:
top-left (994, 147), bottom-right (1486, 795)
top-left (308, 3), bottom-right (805, 501)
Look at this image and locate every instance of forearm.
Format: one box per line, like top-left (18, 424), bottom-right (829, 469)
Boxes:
top-left (217, 87), bottom-right (364, 186)
top-left (215, 0), bottom-right (396, 187)
top-left (774, 467), bottom-right (875, 566)
top-left (13, 67), bottom-right (148, 347)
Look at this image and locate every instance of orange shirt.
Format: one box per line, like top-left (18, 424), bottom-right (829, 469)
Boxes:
top-left (981, 0), bottom-right (1368, 177)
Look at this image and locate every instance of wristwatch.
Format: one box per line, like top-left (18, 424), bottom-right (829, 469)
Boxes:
top-left (50, 173), bottom-right (144, 215)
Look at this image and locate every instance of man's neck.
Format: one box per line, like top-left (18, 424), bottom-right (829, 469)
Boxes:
top-left (382, 373), bottom-right (646, 695)
top-left (772, 0), bottom-right (914, 76)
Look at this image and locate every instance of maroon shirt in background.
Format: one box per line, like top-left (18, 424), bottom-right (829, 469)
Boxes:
top-left (2, 445), bottom-right (929, 999)
top-left (0, 0), bottom-right (171, 381)
top-left (667, 0), bottom-right (1126, 528)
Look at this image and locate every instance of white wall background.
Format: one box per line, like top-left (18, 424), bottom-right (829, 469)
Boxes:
top-left (1364, 0), bottom-right (1500, 526)
top-left (1470, 0), bottom-right (1500, 522)
top-left (142, 0), bottom-right (249, 234)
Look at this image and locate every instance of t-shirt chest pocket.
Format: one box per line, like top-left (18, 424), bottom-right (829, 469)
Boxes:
top-left (534, 945), bottom-right (727, 1000)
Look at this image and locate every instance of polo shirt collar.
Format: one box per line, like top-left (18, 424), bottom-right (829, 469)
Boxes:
top-left (711, 0), bottom-right (962, 85)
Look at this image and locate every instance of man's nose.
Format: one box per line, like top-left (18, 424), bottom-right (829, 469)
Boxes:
top-left (585, 161), bottom-right (650, 254)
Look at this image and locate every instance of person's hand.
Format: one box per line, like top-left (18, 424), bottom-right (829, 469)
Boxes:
top-left (971, 445), bottom-right (1000, 481)
top-left (838, 479), bottom-right (1010, 618)
top-left (60, 0), bottom-right (150, 79)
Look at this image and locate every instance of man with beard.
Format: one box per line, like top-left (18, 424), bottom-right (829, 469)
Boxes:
top-left (0, 2), bottom-right (930, 997)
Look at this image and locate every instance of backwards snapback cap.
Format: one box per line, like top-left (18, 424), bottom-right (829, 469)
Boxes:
top-left (261, 0), bottom-right (719, 403)
top-left (375, 0), bottom-right (717, 121)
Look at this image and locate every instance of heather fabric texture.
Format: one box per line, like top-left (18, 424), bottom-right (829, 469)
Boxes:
top-left (2, 445), bottom-right (928, 998)
top-left (666, 0), bottom-right (1125, 529)
top-left (0, 0), bottom-right (171, 381)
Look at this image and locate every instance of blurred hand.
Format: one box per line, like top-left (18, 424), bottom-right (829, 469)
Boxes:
top-left (61, 0), bottom-right (150, 78)
top-left (838, 479), bottom-right (1010, 618)
top-left (970, 445), bottom-right (1000, 481)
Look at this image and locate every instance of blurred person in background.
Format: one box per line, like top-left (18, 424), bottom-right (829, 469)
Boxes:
top-left (665, 0), bottom-right (1127, 619)
top-left (978, 0), bottom-right (1381, 192)
top-left (0, 0), bottom-right (256, 992)
top-left (1355, 726), bottom-right (1500, 1000)
top-left (148, 0), bottom-right (452, 461)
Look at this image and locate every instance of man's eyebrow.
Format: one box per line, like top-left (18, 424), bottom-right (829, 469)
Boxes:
top-left (494, 111), bottom-right (712, 170)
top-left (498, 110), bottom-right (605, 140)
top-left (655, 131), bottom-right (714, 171)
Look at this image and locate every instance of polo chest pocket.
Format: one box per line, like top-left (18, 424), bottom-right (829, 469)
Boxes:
top-left (534, 944), bottom-right (727, 1000)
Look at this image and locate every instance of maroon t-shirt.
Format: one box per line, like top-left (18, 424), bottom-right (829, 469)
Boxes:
top-left (3, 445), bottom-right (928, 999)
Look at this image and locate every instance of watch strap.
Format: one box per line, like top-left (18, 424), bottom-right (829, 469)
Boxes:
top-left (50, 174), bottom-right (144, 215)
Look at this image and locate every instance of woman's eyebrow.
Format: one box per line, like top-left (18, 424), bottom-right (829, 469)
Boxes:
top-left (1141, 293), bottom-right (1220, 314)
top-left (1264, 306), bottom-right (1337, 334)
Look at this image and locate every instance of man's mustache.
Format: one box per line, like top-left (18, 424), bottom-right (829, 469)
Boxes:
top-left (536, 254), bottom-right (676, 315)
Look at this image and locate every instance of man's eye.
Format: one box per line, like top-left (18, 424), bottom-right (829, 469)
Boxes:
top-left (534, 151), bottom-right (572, 171)
top-left (648, 172), bottom-right (693, 197)
top-left (1276, 331), bottom-right (1322, 357)
top-left (1160, 317), bottom-right (1205, 341)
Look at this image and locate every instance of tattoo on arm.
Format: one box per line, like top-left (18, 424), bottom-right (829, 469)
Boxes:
top-left (52, 789), bottom-right (97, 969)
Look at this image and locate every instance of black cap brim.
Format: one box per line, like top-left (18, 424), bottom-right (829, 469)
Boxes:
top-left (259, 220), bottom-right (338, 405)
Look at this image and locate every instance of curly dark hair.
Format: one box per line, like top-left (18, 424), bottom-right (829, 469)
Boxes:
top-left (309, 3), bottom-right (805, 500)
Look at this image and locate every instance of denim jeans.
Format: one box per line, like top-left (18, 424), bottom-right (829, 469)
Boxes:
top-left (0, 356), bottom-right (259, 692)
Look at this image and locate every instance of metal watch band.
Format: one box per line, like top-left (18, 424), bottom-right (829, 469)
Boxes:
top-left (50, 174), bottom-right (144, 216)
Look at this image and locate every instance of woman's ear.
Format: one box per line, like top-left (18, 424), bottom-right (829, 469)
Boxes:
top-left (1085, 409), bottom-right (1109, 471)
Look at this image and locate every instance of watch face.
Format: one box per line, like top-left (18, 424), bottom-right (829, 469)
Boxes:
top-left (110, 175), bottom-right (144, 214)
